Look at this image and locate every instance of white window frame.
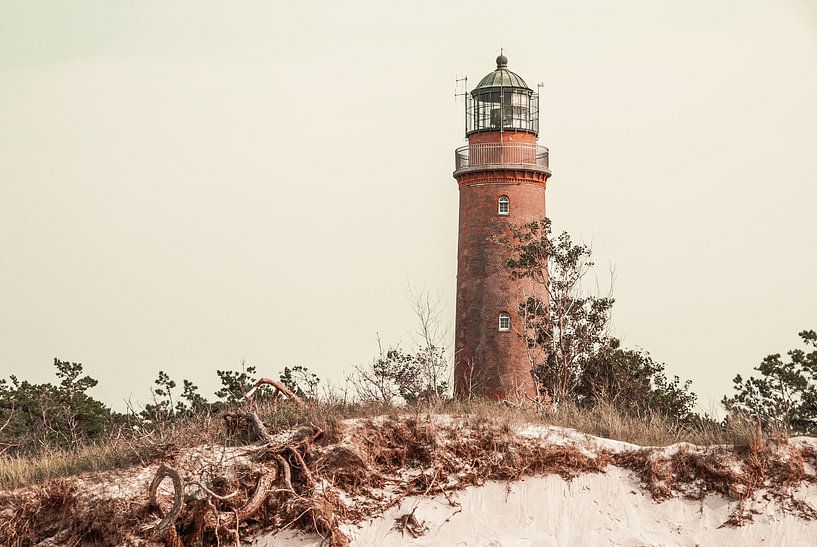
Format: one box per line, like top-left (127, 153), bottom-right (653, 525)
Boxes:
top-left (498, 312), bottom-right (511, 332)
top-left (498, 195), bottom-right (510, 216)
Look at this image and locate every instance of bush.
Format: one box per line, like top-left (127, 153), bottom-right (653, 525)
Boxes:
top-left (0, 359), bottom-right (122, 455)
top-left (577, 340), bottom-right (697, 423)
top-left (723, 329), bottom-right (817, 433)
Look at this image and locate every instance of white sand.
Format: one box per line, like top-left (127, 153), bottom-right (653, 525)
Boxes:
top-left (254, 467), bottom-right (817, 546)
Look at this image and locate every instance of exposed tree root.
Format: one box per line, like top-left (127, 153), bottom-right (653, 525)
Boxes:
top-left (198, 465), bottom-right (277, 531)
top-left (141, 412), bottom-right (352, 546)
top-left (148, 464), bottom-right (184, 545)
top-left (612, 436), bottom-right (817, 527)
top-left (3, 414), bottom-right (817, 546)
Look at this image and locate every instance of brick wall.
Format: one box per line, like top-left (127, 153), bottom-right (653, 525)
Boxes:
top-left (453, 131), bottom-right (548, 401)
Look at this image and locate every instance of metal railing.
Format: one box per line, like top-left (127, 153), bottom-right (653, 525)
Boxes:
top-left (454, 143), bottom-right (549, 173)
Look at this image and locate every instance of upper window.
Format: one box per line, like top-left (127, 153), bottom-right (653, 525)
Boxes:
top-left (498, 196), bottom-right (510, 216)
top-left (498, 312), bottom-right (511, 332)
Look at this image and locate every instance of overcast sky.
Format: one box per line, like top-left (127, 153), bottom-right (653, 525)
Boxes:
top-left (1, 0), bottom-right (816, 412)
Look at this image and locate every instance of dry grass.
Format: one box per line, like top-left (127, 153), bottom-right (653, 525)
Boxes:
top-left (0, 413), bottom-right (225, 489)
top-left (0, 398), bottom-right (791, 489)
top-left (542, 402), bottom-right (737, 446)
top-left (0, 442), bottom-right (139, 488)
top-left (445, 399), bottom-right (773, 448)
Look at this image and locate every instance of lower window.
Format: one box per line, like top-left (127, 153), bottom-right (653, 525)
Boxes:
top-left (498, 312), bottom-right (511, 332)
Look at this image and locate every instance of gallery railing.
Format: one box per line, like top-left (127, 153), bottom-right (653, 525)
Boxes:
top-left (454, 143), bottom-right (549, 173)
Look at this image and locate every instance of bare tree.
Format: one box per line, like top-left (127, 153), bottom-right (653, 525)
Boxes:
top-left (347, 334), bottom-right (401, 403)
top-left (456, 356), bottom-right (491, 402)
top-left (347, 288), bottom-right (452, 404)
top-left (407, 285), bottom-right (451, 403)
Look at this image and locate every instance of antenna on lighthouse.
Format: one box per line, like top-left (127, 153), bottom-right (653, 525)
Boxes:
top-left (454, 75), bottom-right (468, 100)
top-left (455, 75), bottom-right (469, 132)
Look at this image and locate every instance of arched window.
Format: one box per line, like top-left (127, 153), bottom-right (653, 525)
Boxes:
top-left (498, 312), bottom-right (511, 332)
top-left (498, 196), bottom-right (510, 216)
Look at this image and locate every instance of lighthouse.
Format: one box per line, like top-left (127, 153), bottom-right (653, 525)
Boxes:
top-left (453, 54), bottom-right (551, 401)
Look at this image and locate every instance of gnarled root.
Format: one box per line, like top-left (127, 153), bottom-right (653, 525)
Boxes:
top-left (289, 446), bottom-right (316, 489)
top-left (201, 465), bottom-right (278, 531)
top-left (273, 446), bottom-right (350, 546)
top-left (145, 412), bottom-right (350, 545)
top-left (192, 432), bottom-right (350, 545)
top-left (148, 464), bottom-right (184, 547)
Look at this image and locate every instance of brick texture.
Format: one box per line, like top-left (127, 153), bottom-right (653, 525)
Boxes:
top-left (453, 130), bottom-right (549, 401)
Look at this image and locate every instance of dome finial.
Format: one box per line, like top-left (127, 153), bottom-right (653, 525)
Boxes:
top-left (496, 48), bottom-right (508, 68)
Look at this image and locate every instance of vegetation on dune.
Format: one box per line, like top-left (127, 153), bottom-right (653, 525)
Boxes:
top-left (578, 341), bottom-right (697, 424)
top-left (2, 409), bottom-right (816, 546)
top-left (501, 218), bottom-right (615, 409)
top-left (0, 218), bottom-right (814, 496)
top-left (723, 329), bottom-right (817, 434)
top-left (0, 396), bottom-right (793, 490)
top-left (500, 218), bottom-right (698, 422)
top-left (0, 359), bottom-right (126, 455)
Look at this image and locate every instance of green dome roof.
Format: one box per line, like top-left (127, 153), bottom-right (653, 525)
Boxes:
top-left (474, 55), bottom-right (530, 90)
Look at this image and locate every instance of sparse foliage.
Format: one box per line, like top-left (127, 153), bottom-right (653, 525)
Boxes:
top-left (141, 371), bottom-right (178, 422)
top-left (348, 288), bottom-right (450, 404)
top-left (407, 287), bottom-right (450, 401)
top-left (216, 362), bottom-right (267, 404)
top-left (141, 372), bottom-right (210, 421)
top-left (723, 330), bottom-right (817, 433)
top-left (279, 366), bottom-right (321, 400)
top-left (180, 379), bottom-right (208, 414)
top-left (501, 218), bottom-right (614, 409)
top-left (348, 341), bottom-right (449, 404)
top-left (347, 343), bottom-right (406, 404)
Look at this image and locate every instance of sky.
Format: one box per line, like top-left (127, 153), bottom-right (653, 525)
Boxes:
top-left (1, 0), bottom-right (816, 412)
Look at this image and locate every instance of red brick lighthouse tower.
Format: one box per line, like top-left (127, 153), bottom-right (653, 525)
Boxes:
top-left (453, 54), bottom-right (551, 401)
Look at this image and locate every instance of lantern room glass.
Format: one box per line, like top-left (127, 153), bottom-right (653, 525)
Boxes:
top-left (467, 88), bottom-right (539, 135)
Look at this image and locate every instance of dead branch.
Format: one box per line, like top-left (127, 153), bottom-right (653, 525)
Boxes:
top-left (243, 377), bottom-right (306, 408)
top-left (393, 507), bottom-right (427, 538)
top-left (188, 479), bottom-right (240, 501)
top-left (0, 407), bottom-right (15, 435)
top-left (244, 411), bottom-right (275, 443)
top-left (241, 466), bottom-right (278, 518)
